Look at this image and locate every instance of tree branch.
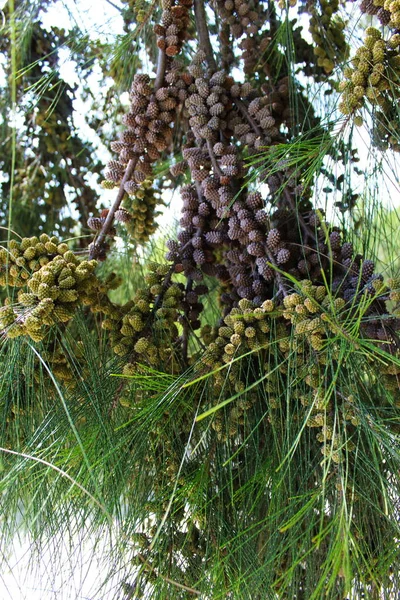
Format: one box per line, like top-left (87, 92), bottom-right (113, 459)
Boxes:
top-left (89, 158), bottom-right (137, 259)
top-left (234, 98), bottom-right (263, 138)
top-left (206, 139), bottom-right (223, 177)
top-left (89, 43), bottom-right (168, 260)
top-left (137, 553), bottom-right (201, 596)
top-left (155, 48), bottom-right (166, 91)
top-left (193, 0), bottom-right (217, 71)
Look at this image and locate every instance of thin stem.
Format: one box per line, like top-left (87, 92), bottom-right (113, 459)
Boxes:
top-left (193, 0), bottom-right (217, 71)
top-left (265, 248), bottom-right (289, 298)
top-left (181, 277), bottom-right (193, 366)
top-left (0, 447), bottom-right (108, 515)
top-left (206, 139), bottom-right (223, 177)
top-left (89, 158), bottom-right (137, 259)
top-left (155, 48), bottom-right (166, 91)
top-left (235, 97), bottom-right (317, 245)
top-left (137, 554), bottom-right (201, 595)
top-left (90, 42), bottom-right (168, 260)
top-left (104, 0), bottom-right (122, 12)
top-left (234, 98), bottom-right (263, 138)
top-left (282, 185), bottom-right (316, 243)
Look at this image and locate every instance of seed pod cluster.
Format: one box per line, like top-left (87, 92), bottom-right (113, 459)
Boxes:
top-left (0, 240), bottom-right (98, 342)
top-left (197, 297), bottom-right (278, 394)
top-left (197, 266), bottom-right (400, 456)
top-left (212, 0), bottom-right (266, 41)
top-left (99, 71), bottom-right (181, 247)
top-left (229, 78), bottom-right (292, 153)
top-left (105, 262), bottom-right (183, 366)
top-left (357, 0), bottom-right (392, 27)
top-left (306, 0), bottom-right (349, 74)
top-left (40, 343), bottom-right (77, 383)
top-left (122, 179), bottom-right (162, 243)
top-left (169, 183), bottom-right (215, 281)
top-left (154, 0), bottom-right (193, 58)
top-left (129, 0), bottom-right (151, 24)
top-left (303, 391), bottom-right (357, 464)
top-left (339, 26), bottom-right (400, 149)
top-left (0, 235), bottom-right (69, 287)
top-left (107, 73), bottom-right (176, 180)
top-left (184, 67), bottom-right (231, 144)
top-left (212, 0), bottom-right (269, 74)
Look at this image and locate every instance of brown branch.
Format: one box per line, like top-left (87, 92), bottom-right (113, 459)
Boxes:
top-left (89, 158), bottom-right (137, 259)
top-left (181, 277), bottom-right (193, 366)
top-left (265, 247), bottom-right (289, 298)
top-left (90, 43), bottom-right (168, 260)
top-left (193, 0), bottom-right (217, 71)
top-left (206, 139), bottom-right (223, 177)
top-left (234, 98), bottom-right (263, 138)
top-left (155, 48), bottom-right (166, 91)
top-left (234, 98), bottom-right (317, 247)
top-left (282, 185), bottom-right (317, 243)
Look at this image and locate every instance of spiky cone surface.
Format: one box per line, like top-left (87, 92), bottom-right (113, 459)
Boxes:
top-left (0, 236), bottom-right (101, 342)
top-left (108, 262), bottom-right (188, 374)
top-left (339, 26), bottom-right (400, 149)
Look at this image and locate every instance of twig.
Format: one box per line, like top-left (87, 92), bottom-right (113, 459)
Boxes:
top-left (235, 97), bottom-right (317, 245)
top-left (193, 0), bottom-right (217, 71)
top-left (137, 553), bottom-right (201, 595)
top-left (234, 97), bottom-right (263, 138)
top-left (282, 185), bottom-right (316, 243)
top-left (155, 47), bottom-right (166, 91)
top-left (104, 0), bottom-right (122, 12)
top-left (182, 277), bottom-right (193, 366)
top-left (206, 139), bottom-right (223, 177)
top-left (89, 158), bottom-right (137, 259)
top-left (90, 41), bottom-right (168, 260)
top-left (265, 247), bottom-right (289, 298)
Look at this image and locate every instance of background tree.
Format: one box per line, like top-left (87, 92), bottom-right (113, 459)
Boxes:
top-left (0, 0), bottom-right (400, 598)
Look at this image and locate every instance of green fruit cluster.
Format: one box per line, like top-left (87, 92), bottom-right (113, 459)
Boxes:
top-left (339, 26), bottom-right (400, 149)
top-left (0, 234), bottom-right (67, 287)
top-left (102, 262), bottom-right (183, 371)
top-left (122, 180), bottom-right (162, 244)
top-left (196, 275), bottom-right (400, 453)
top-left (282, 282), bottom-right (346, 352)
top-left (339, 28), bottom-right (388, 112)
top-left (308, 0), bottom-right (349, 74)
top-left (198, 283), bottom-right (348, 395)
top-left (197, 296), bottom-right (279, 396)
top-left (0, 236), bottom-right (98, 342)
top-left (301, 391), bottom-right (357, 464)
